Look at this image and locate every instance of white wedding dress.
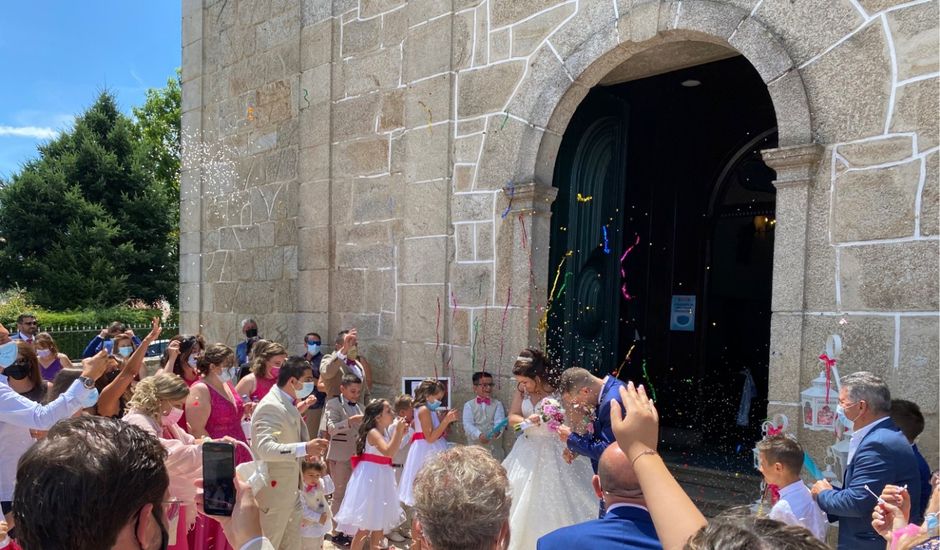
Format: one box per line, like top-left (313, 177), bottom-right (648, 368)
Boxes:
top-left (502, 394), bottom-right (597, 550)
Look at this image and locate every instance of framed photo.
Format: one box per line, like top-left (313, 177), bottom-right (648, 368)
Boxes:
top-left (401, 376), bottom-right (451, 409)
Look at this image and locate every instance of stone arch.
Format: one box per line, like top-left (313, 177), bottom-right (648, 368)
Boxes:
top-left (490, 1), bottom-right (814, 188)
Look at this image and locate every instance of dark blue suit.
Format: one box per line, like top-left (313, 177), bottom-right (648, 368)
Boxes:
top-left (816, 418), bottom-right (922, 550)
top-left (536, 504), bottom-right (662, 550)
top-left (566, 376), bottom-right (625, 473)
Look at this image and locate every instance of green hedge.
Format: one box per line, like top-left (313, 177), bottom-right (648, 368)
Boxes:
top-left (0, 288), bottom-right (178, 329)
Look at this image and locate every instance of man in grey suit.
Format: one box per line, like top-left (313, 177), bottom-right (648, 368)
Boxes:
top-left (251, 356), bottom-right (328, 550)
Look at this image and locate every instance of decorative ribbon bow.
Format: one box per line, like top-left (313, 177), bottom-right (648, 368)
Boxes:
top-left (818, 353), bottom-right (837, 403)
top-left (768, 484), bottom-right (781, 505)
top-left (766, 424), bottom-right (784, 437)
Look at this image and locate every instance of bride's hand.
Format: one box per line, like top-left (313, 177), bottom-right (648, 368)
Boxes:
top-left (527, 414), bottom-right (541, 425)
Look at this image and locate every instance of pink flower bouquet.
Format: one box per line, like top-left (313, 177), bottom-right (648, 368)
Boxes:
top-left (515, 397), bottom-right (566, 433)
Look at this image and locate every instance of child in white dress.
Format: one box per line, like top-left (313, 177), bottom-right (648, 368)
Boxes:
top-left (397, 378), bottom-right (458, 507)
top-left (300, 460), bottom-right (334, 549)
top-left (333, 399), bottom-right (409, 550)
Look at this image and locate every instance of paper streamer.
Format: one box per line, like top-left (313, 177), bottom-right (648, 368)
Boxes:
top-left (614, 343), bottom-right (636, 379)
top-left (620, 234), bottom-right (640, 301)
top-left (502, 182), bottom-right (514, 219)
top-left (418, 100), bottom-right (433, 134)
top-left (602, 226), bottom-right (610, 254)
top-left (537, 251), bottom-right (572, 342)
top-left (803, 452), bottom-right (824, 481)
top-left (471, 317), bottom-right (481, 373)
top-left (519, 212), bottom-right (528, 250)
top-left (301, 89), bottom-right (310, 111)
top-left (500, 112), bottom-right (509, 130)
top-left (555, 272), bottom-right (573, 301)
top-left (576, 193), bottom-right (593, 202)
top-left (498, 287), bottom-right (512, 366)
top-left (640, 359), bottom-right (658, 402)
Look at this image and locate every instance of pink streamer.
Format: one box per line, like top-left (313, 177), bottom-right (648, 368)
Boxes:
top-left (620, 235), bottom-right (640, 301)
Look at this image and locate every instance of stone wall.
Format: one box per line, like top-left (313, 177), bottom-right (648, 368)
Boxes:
top-left (182, 0), bottom-right (939, 466)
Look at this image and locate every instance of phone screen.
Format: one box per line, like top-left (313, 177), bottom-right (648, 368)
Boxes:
top-left (202, 442), bottom-right (236, 516)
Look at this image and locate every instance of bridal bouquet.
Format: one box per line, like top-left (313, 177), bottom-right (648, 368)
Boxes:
top-left (515, 397), bottom-right (566, 433)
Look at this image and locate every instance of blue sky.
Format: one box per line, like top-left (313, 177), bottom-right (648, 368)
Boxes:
top-left (0, 1), bottom-right (181, 179)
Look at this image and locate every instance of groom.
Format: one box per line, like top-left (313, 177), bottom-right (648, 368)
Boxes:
top-left (557, 367), bottom-right (626, 473)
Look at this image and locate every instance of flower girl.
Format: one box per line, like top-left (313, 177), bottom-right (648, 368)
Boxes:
top-left (333, 399), bottom-right (409, 550)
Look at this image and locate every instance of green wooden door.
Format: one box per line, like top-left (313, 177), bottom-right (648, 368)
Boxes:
top-left (548, 90), bottom-right (628, 374)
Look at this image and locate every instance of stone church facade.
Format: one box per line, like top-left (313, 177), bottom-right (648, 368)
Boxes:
top-left (180, 0), bottom-right (939, 469)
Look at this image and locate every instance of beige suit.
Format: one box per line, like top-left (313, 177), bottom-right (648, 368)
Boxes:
top-left (324, 395), bottom-right (363, 517)
top-left (318, 351), bottom-right (369, 401)
top-left (250, 386), bottom-right (309, 550)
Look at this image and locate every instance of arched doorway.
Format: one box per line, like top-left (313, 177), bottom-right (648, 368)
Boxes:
top-left (547, 52), bottom-right (778, 470)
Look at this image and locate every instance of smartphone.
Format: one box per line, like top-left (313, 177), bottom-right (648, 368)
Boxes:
top-left (202, 441), bottom-right (236, 516)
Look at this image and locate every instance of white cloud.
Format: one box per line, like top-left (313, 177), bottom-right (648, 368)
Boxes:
top-left (0, 125), bottom-right (59, 139)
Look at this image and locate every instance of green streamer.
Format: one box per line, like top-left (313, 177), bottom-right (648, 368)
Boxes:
top-left (640, 359), bottom-right (658, 402)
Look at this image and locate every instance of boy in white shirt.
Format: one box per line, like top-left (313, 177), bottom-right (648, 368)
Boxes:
top-left (462, 371), bottom-right (506, 459)
top-left (757, 435), bottom-right (828, 542)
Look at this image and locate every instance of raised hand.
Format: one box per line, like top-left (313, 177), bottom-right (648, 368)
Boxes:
top-left (556, 424), bottom-right (572, 443)
top-left (609, 382), bottom-right (659, 462)
top-left (167, 340), bottom-right (181, 356)
top-left (443, 409), bottom-right (459, 425)
top-left (342, 328), bottom-right (358, 353)
top-left (80, 350), bottom-right (111, 381)
top-left (305, 438), bottom-right (329, 457)
top-left (880, 484), bottom-right (911, 524)
top-left (296, 395), bottom-right (317, 414)
top-left (145, 316), bottom-right (162, 341)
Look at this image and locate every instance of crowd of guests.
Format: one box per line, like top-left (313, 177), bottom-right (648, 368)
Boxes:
top-left (0, 313), bottom-right (936, 550)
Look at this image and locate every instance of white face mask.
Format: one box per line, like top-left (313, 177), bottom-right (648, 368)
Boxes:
top-left (187, 355), bottom-right (198, 368)
top-left (297, 381), bottom-right (315, 399)
top-left (0, 340), bottom-right (18, 368)
top-left (36, 348), bottom-right (52, 359)
top-left (162, 407), bottom-right (184, 426)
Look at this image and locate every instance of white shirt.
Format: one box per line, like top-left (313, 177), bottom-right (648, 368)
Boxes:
top-left (768, 480), bottom-right (829, 542)
top-left (461, 398), bottom-right (506, 440)
top-left (0, 373), bottom-right (94, 500)
top-left (848, 416), bottom-right (890, 465)
top-left (598, 376), bottom-right (609, 405)
top-left (605, 502), bottom-right (649, 515)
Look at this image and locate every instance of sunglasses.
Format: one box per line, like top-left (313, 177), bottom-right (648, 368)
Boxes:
top-left (23, 321), bottom-right (38, 325)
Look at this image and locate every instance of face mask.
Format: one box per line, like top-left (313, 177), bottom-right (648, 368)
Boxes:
top-left (347, 346), bottom-right (358, 361)
top-left (220, 368), bottom-right (232, 383)
top-left (118, 346), bottom-right (133, 357)
top-left (81, 387), bottom-right (100, 408)
top-left (0, 341), bottom-right (18, 368)
top-left (187, 355), bottom-right (198, 367)
top-left (4, 360), bottom-right (30, 380)
top-left (36, 348), bottom-right (52, 359)
top-left (835, 404), bottom-right (856, 429)
top-left (426, 399), bottom-right (442, 411)
top-left (306, 343), bottom-right (320, 356)
top-left (269, 366), bottom-right (281, 379)
top-left (162, 407), bottom-right (184, 426)
top-left (245, 328), bottom-right (258, 339)
top-left (298, 381), bottom-right (315, 399)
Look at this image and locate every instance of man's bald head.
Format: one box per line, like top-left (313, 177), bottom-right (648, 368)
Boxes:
top-left (595, 444), bottom-right (644, 504)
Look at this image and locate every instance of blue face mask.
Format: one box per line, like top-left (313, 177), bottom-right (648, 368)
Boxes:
top-left (426, 399), bottom-right (442, 411)
top-left (0, 341), bottom-right (17, 368)
top-left (118, 346), bottom-right (133, 357)
top-left (81, 387), bottom-right (100, 408)
top-left (298, 381), bottom-right (316, 399)
top-left (306, 343), bottom-right (320, 356)
top-left (835, 404), bottom-right (856, 429)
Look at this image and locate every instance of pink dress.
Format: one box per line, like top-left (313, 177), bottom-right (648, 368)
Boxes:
top-left (249, 375), bottom-right (276, 403)
top-left (191, 381), bottom-right (250, 550)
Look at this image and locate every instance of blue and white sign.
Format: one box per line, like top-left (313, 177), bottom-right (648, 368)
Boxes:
top-left (670, 295), bottom-right (696, 332)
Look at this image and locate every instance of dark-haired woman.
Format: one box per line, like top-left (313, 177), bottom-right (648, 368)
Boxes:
top-left (501, 348), bottom-right (596, 550)
top-left (185, 343), bottom-right (251, 465)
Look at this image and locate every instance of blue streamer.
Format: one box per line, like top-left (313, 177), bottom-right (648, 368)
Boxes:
top-left (602, 226), bottom-right (610, 254)
top-left (502, 182), bottom-right (514, 219)
top-left (803, 452), bottom-right (823, 480)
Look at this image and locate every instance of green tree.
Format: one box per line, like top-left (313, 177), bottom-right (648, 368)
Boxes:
top-left (0, 90), bottom-right (178, 308)
top-left (134, 70), bottom-right (181, 204)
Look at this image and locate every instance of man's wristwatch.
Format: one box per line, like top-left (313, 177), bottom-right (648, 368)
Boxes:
top-left (78, 376), bottom-right (96, 389)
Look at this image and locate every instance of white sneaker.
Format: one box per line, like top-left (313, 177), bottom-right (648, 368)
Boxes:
top-left (386, 531), bottom-right (407, 543)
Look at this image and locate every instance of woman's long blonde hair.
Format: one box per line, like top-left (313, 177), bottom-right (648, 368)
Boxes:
top-left (126, 373), bottom-right (190, 419)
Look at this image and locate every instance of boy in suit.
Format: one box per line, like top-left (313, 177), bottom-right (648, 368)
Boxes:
top-left (462, 371), bottom-right (506, 459)
top-left (890, 399), bottom-right (933, 522)
top-left (324, 373), bottom-right (364, 546)
top-left (537, 444), bottom-right (661, 549)
top-left (250, 357), bottom-right (329, 549)
top-left (812, 372), bottom-right (922, 550)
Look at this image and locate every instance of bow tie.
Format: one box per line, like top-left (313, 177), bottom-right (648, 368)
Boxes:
top-left (345, 359), bottom-right (357, 366)
top-left (305, 483), bottom-right (317, 492)
top-left (476, 397), bottom-right (491, 405)
top-left (347, 401), bottom-right (357, 406)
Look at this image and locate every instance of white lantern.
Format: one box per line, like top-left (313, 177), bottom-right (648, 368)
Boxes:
top-left (801, 371), bottom-right (838, 431)
top-left (752, 414), bottom-right (790, 470)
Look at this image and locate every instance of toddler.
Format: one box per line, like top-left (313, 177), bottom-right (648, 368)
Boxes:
top-left (300, 460), bottom-right (334, 549)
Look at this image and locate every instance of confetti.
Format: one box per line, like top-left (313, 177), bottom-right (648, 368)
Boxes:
top-left (537, 251), bottom-right (573, 342)
top-left (576, 193), bottom-right (593, 203)
top-left (498, 287), bottom-right (512, 366)
top-left (613, 343), bottom-right (635, 378)
top-left (519, 212), bottom-right (528, 250)
top-left (838, 317), bottom-right (848, 325)
top-left (620, 234), bottom-right (640, 301)
top-left (500, 112), bottom-right (509, 130)
top-left (247, 106), bottom-right (255, 121)
top-left (602, 226), bottom-right (610, 254)
top-left (434, 297), bottom-right (442, 377)
top-left (301, 88), bottom-right (310, 111)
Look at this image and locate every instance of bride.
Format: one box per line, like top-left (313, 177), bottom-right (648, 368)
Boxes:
top-left (502, 348), bottom-right (597, 549)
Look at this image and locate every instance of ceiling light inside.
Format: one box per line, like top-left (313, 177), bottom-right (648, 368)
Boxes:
top-left (681, 79), bottom-right (701, 87)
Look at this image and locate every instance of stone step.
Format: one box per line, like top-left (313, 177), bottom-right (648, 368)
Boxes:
top-left (666, 461), bottom-right (764, 518)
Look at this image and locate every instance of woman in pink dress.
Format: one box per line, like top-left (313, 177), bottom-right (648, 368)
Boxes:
top-left (186, 343), bottom-right (251, 550)
top-left (233, 341), bottom-right (287, 404)
top-left (158, 334), bottom-right (206, 430)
